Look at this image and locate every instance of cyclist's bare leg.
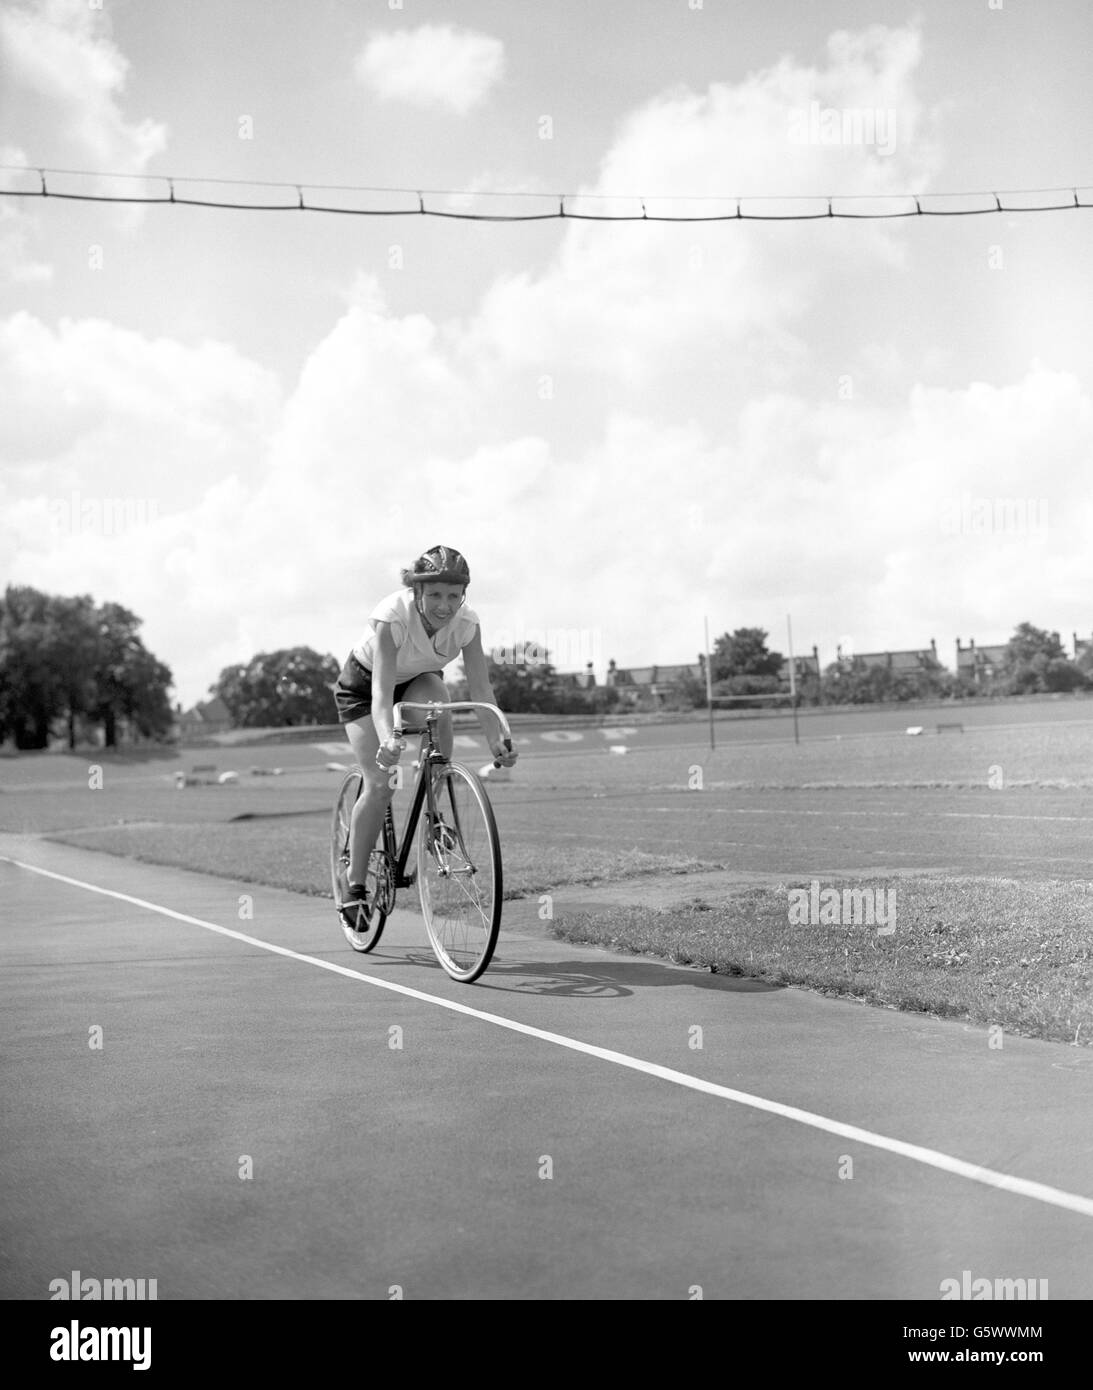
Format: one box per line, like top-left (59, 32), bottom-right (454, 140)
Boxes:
top-left (344, 716), bottom-right (394, 884)
top-left (402, 672), bottom-right (452, 757)
top-left (343, 676), bottom-right (450, 883)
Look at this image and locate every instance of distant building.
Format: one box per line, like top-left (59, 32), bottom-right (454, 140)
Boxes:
top-left (555, 662), bottom-right (597, 692)
top-left (1074, 632), bottom-right (1093, 662)
top-left (837, 637), bottom-right (941, 673)
top-left (955, 637), bottom-right (1007, 685)
top-left (778, 646), bottom-right (821, 686)
top-left (604, 659), bottom-right (703, 705)
top-left (179, 696), bottom-right (232, 737)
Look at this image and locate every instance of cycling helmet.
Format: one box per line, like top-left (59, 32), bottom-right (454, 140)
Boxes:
top-left (405, 545), bottom-right (471, 586)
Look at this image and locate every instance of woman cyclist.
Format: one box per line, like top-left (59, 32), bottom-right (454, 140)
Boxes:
top-left (332, 545), bottom-right (516, 921)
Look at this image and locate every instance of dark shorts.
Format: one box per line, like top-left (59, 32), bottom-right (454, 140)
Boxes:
top-left (332, 654), bottom-right (444, 725)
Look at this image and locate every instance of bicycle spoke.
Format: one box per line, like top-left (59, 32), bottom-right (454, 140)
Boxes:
top-left (416, 763), bottom-right (502, 982)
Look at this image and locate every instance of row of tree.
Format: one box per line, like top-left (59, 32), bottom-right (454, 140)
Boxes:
top-left (0, 586), bottom-right (173, 749)
top-left (437, 622), bottom-right (1093, 713)
top-left (4, 585), bottom-right (1090, 748)
top-left (673, 622), bottom-right (1092, 710)
top-left (205, 645), bottom-right (618, 723)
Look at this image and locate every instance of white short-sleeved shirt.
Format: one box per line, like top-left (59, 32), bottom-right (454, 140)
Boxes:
top-left (352, 589), bottom-right (479, 681)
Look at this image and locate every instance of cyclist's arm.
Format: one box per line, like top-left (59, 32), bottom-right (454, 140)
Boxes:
top-left (461, 626), bottom-right (505, 745)
top-left (371, 622), bottom-right (399, 746)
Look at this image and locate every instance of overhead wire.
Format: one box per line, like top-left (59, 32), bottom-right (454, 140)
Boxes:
top-left (1, 165), bottom-right (1089, 222)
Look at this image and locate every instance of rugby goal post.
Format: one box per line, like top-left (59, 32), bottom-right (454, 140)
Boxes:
top-left (704, 614), bottom-right (801, 750)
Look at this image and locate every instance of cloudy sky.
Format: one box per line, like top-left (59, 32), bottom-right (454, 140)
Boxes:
top-left (2, 0), bottom-right (1091, 708)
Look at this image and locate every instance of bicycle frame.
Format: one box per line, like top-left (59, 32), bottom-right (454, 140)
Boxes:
top-left (385, 701), bottom-right (512, 890)
top-left (382, 722), bottom-right (445, 890)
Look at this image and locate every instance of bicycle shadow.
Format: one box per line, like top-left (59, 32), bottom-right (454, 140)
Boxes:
top-left (395, 949), bottom-right (783, 999)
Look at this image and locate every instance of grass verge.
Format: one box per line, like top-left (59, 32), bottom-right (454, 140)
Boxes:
top-left (550, 876), bottom-right (1093, 1046)
top-left (42, 825), bottom-right (1091, 1047)
top-left (45, 820), bottom-right (717, 901)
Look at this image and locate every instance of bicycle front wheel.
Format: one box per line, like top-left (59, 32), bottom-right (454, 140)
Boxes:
top-left (417, 762), bottom-right (502, 983)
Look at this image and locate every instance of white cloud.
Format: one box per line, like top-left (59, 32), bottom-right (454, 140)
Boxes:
top-left (0, 0), bottom-right (166, 175)
top-left (355, 24), bottom-right (504, 115)
top-left (0, 146), bottom-right (52, 285)
top-left (0, 313), bottom-right (280, 494)
top-left (4, 22), bottom-right (1088, 705)
top-left (465, 23), bottom-right (940, 393)
top-left (0, 209), bottom-right (53, 286)
top-left (5, 297), bottom-right (1089, 707)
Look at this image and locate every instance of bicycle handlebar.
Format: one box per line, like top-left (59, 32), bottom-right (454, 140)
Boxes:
top-left (392, 701), bottom-right (514, 768)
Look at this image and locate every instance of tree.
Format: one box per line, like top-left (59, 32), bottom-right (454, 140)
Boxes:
top-left (821, 656), bottom-right (954, 705)
top-left (586, 683), bottom-right (622, 714)
top-left (50, 595), bottom-right (103, 749)
top-left (90, 602), bottom-right (174, 746)
top-left (662, 656), bottom-right (707, 711)
top-left (272, 648), bottom-right (342, 724)
top-left (0, 587), bottom-right (173, 748)
top-left (0, 587), bottom-right (67, 748)
top-left (999, 622), bottom-right (1086, 693)
top-left (484, 642), bottom-right (564, 714)
top-left (209, 647), bottom-right (341, 727)
top-left (711, 628), bottom-right (784, 682)
top-left (212, 663), bottom-right (249, 722)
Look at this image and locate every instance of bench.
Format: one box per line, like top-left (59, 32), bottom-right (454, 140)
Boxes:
top-left (936, 723), bottom-right (964, 734)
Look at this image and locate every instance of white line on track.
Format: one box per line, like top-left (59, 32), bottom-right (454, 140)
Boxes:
top-left (6, 853), bottom-right (1093, 1222)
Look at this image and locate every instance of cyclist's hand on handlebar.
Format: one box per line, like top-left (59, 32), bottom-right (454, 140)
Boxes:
top-left (490, 737), bottom-right (517, 769)
top-left (376, 736), bottom-right (404, 770)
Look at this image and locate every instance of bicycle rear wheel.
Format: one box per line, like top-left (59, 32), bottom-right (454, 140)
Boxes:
top-left (417, 762), bottom-right (502, 983)
top-left (330, 769), bottom-right (388, 952)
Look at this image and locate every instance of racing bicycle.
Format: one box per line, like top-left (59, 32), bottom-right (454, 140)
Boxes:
top-left (330, 700), bottom-right (513, 984)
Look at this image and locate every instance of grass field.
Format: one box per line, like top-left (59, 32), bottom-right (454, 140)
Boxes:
top-left (551, 878), bottom-right (1093, 1047)
top-left (3, 703), bottom-right (1090, 1043)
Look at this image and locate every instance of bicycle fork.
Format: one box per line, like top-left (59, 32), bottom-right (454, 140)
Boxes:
top-left (424, 764), bottom-right (475, 879)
